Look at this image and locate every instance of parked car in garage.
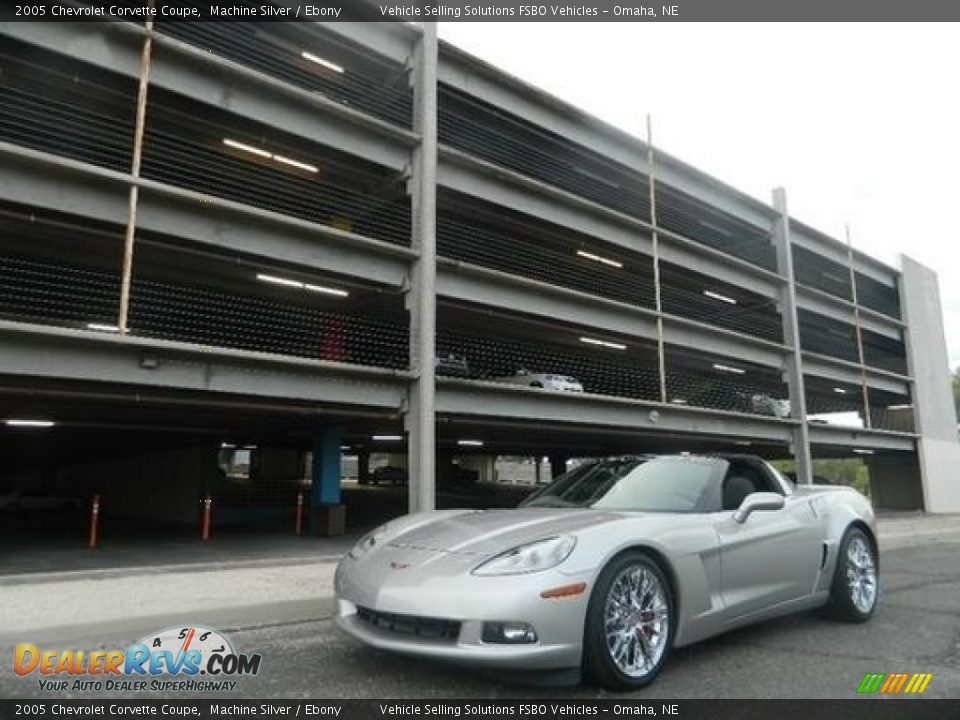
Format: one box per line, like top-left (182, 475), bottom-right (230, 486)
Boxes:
top-left (0, 487), bottom-right (82, 513)
top-left (750, 393), bottom-right (791, 418)
top-left (336, 453), bottom-right (878, 690)
top-left (370, 466), bottom-right (408, 486)
top-left (493, 368), bottom-right (584, 392)
top-left (435, 351), bottom-right (471, 378)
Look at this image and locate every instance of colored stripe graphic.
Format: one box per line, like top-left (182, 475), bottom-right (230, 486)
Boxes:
top-left (857, 672), bottom-right (932, 694)
top-left (857, 673), bottom-right (885, 693)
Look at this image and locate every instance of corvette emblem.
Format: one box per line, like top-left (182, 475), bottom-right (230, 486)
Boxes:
top-left (389, 561), bottom-right (410, 570)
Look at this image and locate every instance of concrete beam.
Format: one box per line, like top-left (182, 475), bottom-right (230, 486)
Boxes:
top-left (0, 142), bottom-right (414, 290)
top-left (319, 21), bottom-right (418, 66)
top-left (802, 353), bottom-right (911, 396)
top-left (796, 283), bottom-right (903, 341)
top-left (437, 260), bottom-right (789, 369)
top-left (0, 142), bottom-right (130, 225)
top-left (807, 423), bottom-right (916, 453)
top-left (149, 33), bottom-right (416, 172)
top-left (137, 182), bottom-right (414, 289)
top-left (791, 222), bottom-right (897, 288)
top-left (0, 320), bottom-right (410, 411)
top-left (0, 22), bottom-right (415, 173)
top-left (438, 148), bottom-right (783, 299)
top-left (436, 378), bottom-right (797, 443)
top-left (436, 40), bottom-right (775, 233)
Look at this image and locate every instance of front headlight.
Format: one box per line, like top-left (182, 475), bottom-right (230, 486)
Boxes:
top-left (471, 536), bottom-right (576, 576)
top-left (348, 523), bottom-right (389, 560)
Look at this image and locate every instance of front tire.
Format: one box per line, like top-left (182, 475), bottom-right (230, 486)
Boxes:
top-left (582, 551), bottom-right (675, 691)
top-left (829, 527), bottom-right (878, 622)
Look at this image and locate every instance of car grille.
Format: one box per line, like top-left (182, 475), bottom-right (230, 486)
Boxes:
top-left (356, 607), bottom-right (461, 641)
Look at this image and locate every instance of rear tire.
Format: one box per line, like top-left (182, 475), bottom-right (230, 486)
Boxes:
top-left (828, 527), bottom-right (878, 622)
top-left (582, 551), bottom-right (675, 691)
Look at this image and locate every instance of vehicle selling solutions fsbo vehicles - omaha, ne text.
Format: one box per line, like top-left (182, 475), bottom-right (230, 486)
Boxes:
top-left (334, 454), bottom-right (879, 689)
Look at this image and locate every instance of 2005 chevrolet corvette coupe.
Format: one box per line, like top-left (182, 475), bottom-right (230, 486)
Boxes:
top-left (334, 454), bottom-right (879, 690)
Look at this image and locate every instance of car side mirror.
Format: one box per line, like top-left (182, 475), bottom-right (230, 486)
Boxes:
top-left (733, 492), bottom-right (785, 524)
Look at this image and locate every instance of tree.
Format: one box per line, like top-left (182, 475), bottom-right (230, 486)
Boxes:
top-left (954, 367), bottom-right (960, 421)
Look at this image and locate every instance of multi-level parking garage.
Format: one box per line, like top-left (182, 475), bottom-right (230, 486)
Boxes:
top-left (0, 16), bottom-right (958, 544)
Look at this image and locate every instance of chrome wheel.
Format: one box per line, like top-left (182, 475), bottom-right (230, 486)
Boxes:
top-left (846, 535), bottom-right (877, 613)
top-left (603, 564), bottom-right (670, 678)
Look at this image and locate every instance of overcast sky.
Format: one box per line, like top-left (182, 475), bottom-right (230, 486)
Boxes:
top-left (438, 22), bottom-right (960, 372)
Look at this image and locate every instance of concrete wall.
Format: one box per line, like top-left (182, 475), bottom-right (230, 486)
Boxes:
top-left (899, 255), bottom-right (960, 512)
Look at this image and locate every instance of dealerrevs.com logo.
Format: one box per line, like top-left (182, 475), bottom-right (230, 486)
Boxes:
top-left (14, 625), bottom-right (262, 693)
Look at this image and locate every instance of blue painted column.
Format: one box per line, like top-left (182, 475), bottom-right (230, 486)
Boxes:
top-left (311, 426), bottom-right (345, 535)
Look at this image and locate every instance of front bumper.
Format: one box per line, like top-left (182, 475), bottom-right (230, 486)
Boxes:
top-left (334, 559), bottom-right (590, 670)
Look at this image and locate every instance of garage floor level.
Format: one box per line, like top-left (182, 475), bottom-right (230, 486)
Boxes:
top-left (1, 514), bottom-right (958, 699)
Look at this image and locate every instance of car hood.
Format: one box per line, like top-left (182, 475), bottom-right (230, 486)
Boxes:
top-left (384, 507), bottom-right (624, 557)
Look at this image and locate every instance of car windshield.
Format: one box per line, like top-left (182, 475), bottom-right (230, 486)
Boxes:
top-left (521, 456), bottom-right (721, 512)
top-left (520, 458), bottom-right (645, 508)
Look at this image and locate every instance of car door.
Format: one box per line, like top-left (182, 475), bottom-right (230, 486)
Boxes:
top-left (714, 471), bottom-right (822, 619)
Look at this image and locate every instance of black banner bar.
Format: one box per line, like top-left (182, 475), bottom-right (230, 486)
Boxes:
top-left (4, 0), bottom-right (960, 22)
top-left (1, 700), bottom-right (959, 720)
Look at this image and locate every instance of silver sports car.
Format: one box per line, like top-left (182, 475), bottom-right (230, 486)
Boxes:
top-left (334, 454), bottom-right (879, 690)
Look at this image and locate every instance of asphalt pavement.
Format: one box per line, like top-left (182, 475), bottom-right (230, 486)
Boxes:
top-left (2, 514), bottom-right (959, 700)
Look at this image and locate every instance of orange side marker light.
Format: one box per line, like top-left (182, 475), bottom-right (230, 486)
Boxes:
top-left (540, 582), bottom-right (587, 599)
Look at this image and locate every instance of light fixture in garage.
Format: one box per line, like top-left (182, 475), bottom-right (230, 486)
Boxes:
top-left (457, 439), bottom-right (484, 447)
top-left (580, 336), bottom-right (627, 351)
top-left (257, 273), bottom-right (302, 288)
top-left (222, 139), bottom-right (319, 174)
top-left (243, 445), bottom-right (258, 450)
top-left (222, 138), bottom-right (272, 158)
top-left (670, 398), bottom-right (688, 405)
top-left (87, 323), bottom-right (120, 333)
top-left (272, 154), bottom-right (319, 174)
top-left (734, 440), bottom-right (752, 446)
top-left (340, 445), bottom-right (352, 451)
top-left (853, 448), bottom-right (875, 455)
top-left (5, 419), bottom-right (55, 428)
top-left (256, 273), bottom-right (348, 298)
top-left (833, 387), bottom-right (848, 394)
top-left (702, 290), bottom-right (737, 305)
top-left (372, 434), bottom-right (403, 442)
top-left (304, 283), bottom-right (349, 298)
top-left (712, 363), bottom-right (745, 375)
top-left (220, 443), bottom-right (235, 449)
top-left (887, 404), bottom-right (914, 410)
top-left (576, 250), bottom-right (623, 269)
top-left (301, 51), bottom-right (345, 74)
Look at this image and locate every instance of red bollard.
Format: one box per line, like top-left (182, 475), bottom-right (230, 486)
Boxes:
top-left (201, 495), bottom-right (212, 541)
top-left (295, 489), bottom-right (304, 537)
top-left (87, 494), bottom-right (100, 549)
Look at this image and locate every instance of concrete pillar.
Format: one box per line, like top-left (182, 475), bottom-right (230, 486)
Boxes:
top-left (357, 449), bottom-right (371, 486)
top-left (457, 455), bottom-right (496, 483)
top-left (310, 426), bottom-right (345, 536)
top-left (550, 455), bottom-right (567, 480)
top-left (534, 457), bottom-right (542, 485)
top-left (771, 188), bottom-right (814, 484)
top-left (405, 23), bottom-right (439, 514)
top-left (899, 255), bottom-right (960, 512)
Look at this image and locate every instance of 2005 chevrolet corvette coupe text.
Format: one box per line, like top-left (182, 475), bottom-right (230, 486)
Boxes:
top-left (334, 454), bottom-right (879, 690)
